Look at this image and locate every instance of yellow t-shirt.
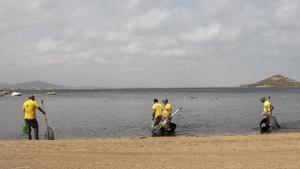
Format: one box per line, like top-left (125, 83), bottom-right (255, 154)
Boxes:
top-left (152, 103), bottom-right (163, 118)
top-left (23, 99), bottom-right (39, 120)
top-left (162, 103), bottom-right (172, 118)
top-left (263, 100), bottom-right (271, 113)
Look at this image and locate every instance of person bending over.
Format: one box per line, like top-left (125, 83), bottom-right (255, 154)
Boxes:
top-left (260, 97), bottom-right (280, 128)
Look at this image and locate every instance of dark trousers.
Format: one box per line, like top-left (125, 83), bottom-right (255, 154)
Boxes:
top-left (153, 116), bottom-right (163, 127)
top-left (25, 119), bottom-right (39, 140)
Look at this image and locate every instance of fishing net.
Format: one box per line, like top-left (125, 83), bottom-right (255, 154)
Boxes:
top-left (44, 126), bottom-right (55, 140)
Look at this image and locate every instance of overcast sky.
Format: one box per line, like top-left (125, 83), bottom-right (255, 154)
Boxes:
top-left (0, 0), bottom-right (300, 87)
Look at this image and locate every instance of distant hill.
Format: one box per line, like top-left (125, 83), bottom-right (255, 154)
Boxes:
top-left (241, 74), bottom-right (300, 88)
top-left (0, 81), bottom-right (65, 90)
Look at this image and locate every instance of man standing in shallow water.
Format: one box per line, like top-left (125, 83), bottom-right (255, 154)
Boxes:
top-left (23, 95), bottom-right (46, 140)
top-left (162, 99), bottom-right (177, 131)
top-left (152, 98), bottom-right (163, 128)
top-left (162, 99), bottom-right (172, 119)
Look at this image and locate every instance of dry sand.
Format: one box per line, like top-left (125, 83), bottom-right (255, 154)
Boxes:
top-left (1, 133), bottom-right (300, 169)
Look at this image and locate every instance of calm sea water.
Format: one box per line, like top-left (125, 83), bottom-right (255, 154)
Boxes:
top-left (1, 88), bottom-right (300, 140)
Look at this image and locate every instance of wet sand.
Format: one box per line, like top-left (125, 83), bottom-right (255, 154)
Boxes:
top-left (1, 133), bottom-right (300, 169)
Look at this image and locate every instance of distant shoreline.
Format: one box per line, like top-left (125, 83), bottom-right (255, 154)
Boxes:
top-left (3, 86), bottom-right (300, 91)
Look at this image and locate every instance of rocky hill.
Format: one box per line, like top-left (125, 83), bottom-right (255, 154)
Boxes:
top-left (241, 74), bottom-right (300, 88)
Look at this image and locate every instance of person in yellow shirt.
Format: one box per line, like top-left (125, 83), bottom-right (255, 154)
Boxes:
top-left (260, 97), bottom-right (273, 118)
top-left (152, 98), bottom-right (163, 127)
top-left (162, 99), bottom-right (172, 118)
top-left (162, 99), bottom-right (177, 131)
top-left (260, 97), bottom-right (280, 128)
top-left (23, 95), bottom-right (46, 140)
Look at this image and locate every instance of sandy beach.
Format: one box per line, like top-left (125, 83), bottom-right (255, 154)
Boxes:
top-left (1, 133), bottom-right (300, 169)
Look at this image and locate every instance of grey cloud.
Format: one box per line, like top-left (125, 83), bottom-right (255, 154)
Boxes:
top-left (0, 0), bottom-right (300, 87)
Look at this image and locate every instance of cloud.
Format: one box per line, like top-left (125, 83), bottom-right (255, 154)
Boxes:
top-left (121, 42), bottom-right (142, 54)
top-left (149, 48), bottom-right (187, 59)
top-left (181, 23), bottom-right (221, 43)
top-left (276, 0), bottom-right (299, 19)
top-left (0, 0), bottom-right (300, 87)
top-left (125, 9), bottom-right (171, 32)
